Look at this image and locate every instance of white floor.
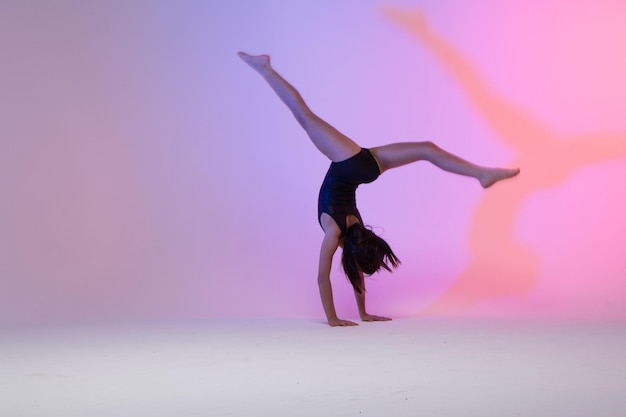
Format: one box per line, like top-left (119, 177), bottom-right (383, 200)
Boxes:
top-left (2, 318), bottom-right (625, 417)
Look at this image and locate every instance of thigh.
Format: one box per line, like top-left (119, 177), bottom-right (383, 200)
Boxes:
top-left (370, 141), bottom-right (434, 172)
top-left (303, 114), bottom-right (361, 162)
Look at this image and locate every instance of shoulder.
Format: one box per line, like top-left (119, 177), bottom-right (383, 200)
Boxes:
top-left (320, 214), bottom-right (341, 252)
top-left (320, 213), bottom-right (342, 239)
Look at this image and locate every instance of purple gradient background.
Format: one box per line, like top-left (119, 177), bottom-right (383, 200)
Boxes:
top-left (2, 0), bottom-right (626, 325)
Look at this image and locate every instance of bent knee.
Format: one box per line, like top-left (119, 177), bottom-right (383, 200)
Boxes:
top-left (419, 141), bottom-right (442, 159)
top-left (421, 140), bottom-right (438, 150)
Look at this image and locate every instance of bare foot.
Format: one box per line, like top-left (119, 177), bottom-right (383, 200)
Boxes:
top-left (480, 167), bottom-right (520, 188)
top-left (237, 52), bottom-right (271, 71)
top-left (360, 313), bottom-right (392, 322)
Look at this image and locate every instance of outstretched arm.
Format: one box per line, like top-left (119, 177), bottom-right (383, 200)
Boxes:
top-left (318, 232), bottom-right (358, 327)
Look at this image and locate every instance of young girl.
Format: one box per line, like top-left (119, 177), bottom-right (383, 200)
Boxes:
top-left (238, 52), bottom-right (519, 327)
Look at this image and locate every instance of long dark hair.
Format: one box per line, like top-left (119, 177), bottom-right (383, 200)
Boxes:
top-left (341, 223), bottom-right (401, 294)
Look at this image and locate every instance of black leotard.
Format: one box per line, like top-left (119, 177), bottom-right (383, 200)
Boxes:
top-left (318, 148), bottom-right (381, 237)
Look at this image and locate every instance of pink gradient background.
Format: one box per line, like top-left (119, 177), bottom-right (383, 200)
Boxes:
top-left (2, 0), bottom-right (625, 325)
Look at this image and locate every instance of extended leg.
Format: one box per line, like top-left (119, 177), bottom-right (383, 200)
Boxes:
top-left (371, 141), bottom-right (519, 188)
top-left (238, 52), bottom-right (360, 162)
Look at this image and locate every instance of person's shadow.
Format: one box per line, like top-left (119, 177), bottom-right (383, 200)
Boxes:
top-left (383, 6), bottom-right (626, 314)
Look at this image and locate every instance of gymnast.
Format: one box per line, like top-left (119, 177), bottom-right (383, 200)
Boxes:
top-left (237, 52), bottom-right (519, 327)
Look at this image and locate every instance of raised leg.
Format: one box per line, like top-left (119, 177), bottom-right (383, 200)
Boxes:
top-left (371, 141), bottom-right (519, 188)
top-left (237, 52), bottom-right (360, 162)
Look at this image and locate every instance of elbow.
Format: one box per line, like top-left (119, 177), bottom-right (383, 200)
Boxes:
top-left (317, 273), bottom-right (330, 288)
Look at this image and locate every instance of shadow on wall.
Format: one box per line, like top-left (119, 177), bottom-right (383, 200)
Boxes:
top-left (383, 6), bottom-right (626, 314)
